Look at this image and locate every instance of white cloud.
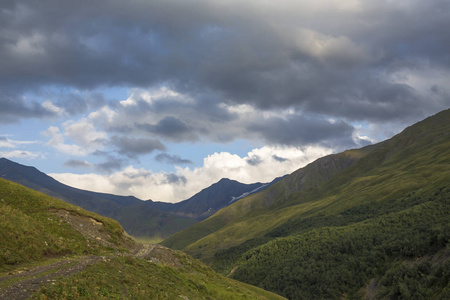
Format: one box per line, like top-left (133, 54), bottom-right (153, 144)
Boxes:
top-left (63, 119), bottom-right (106, 148)
top-left (0, 139), bottom-right (15, 148)
top-left (42, 107), bottom-right (111, 156)
top-left (120, 87), bottom-right (193, 107)
top-left (50, 145), bottom-right (332, 203)
top-left (288, 29), bottom-right (371, 66)
top-left (42, 100), bottom-right (65, 115)
top-left (42, 126), bottom-right (90, 156)
top-left (174, 145), bottom-right (332, 200)
top-left (0, 137), bottom-right (38, 148)
top-left (0, 150), bottom-right (44, 160)
top-left (0, 137), bottom-right (42, 160)
top-left (49, 172), bottom-right (118, 194)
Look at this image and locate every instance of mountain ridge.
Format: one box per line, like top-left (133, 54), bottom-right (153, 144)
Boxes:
top-left (160, 143), bottom-right (378, 252)
top-left (0, 157), bottom-right (280, 240)
top-left (151, 176), bottom-right (284, 220)
top-left (160, 108), bottom-right (450, 299)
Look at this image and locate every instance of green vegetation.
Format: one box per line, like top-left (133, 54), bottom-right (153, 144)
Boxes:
top-left (0, 178), bottom-right (132, 272)
top-left (161, 109), bottom-right (450, 299)
top-left (231, 187), bottom-right (450, 299)
top-left (161, 145), bottom-right (380, 256)
top-left (376, 257), bottom-right (450, 299)
top-left (0, 178), bottom-right (286, 299)
top-left (35, 253), bottom-right (285, 299)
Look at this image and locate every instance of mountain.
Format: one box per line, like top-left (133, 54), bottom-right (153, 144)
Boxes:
top-left (161, 109), bottom-right (450, 299)
top-left (0, 157), bottom-right (197, 240)
top-left (0, 157), bottom-right (141, 212)
top-left (160, 144), bottom-right (378, 252)
top-left (0, 178), bottom-right (285, 300)
top-left (152, 177), bottom-right (284, 220)
top-left (0, 158), bottom-right (278, 240)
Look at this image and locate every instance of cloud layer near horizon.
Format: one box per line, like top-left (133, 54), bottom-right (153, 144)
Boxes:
top-left (1, 0), bottom-right (450, 201)
top-left (50, 145), bottom-right (331, 202)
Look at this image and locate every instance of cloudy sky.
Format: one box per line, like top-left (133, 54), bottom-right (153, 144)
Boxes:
top-left (1, 0), bottom-right (449, 202)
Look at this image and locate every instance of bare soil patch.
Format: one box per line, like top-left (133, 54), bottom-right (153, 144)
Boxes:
top-left (0, 256), bottom-right (101, 300)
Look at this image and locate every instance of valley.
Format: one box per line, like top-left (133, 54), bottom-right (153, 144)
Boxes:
top-left (1, 108), bottom-right (449, 299)
top-left (3, 1), bottom-right (450, 299)
top-left (0, 158), bottom-right (278, 241)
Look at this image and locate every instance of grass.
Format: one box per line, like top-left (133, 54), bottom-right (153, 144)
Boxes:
top-left (162, 109), bottom-right (450, 264)
top-left (0, 260), bottom-right (78, 288)
top-left (0, 178), bottom-right (286, 299)
top-left (34, 255), bottom-right (286, 300)
top-left (0, 178), bottom-right (132, 272)
top-left (159, 109), bottom-right (450, 299)
top-left (133, 235), bottom-right (164, 244)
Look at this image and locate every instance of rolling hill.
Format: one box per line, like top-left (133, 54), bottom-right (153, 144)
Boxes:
top-left (0, 178), bottom-right (135, 270)
top-left (0, 177), bottom-right (285, 300)
top-left (161, 108), bottom-right (450, 299)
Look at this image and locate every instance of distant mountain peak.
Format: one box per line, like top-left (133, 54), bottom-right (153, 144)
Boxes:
top-left (0, 158), bottom-right (281, 239)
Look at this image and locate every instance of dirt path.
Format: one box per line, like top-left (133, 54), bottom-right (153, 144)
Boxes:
top-left (0, 256), bottom-right (102, 300)
top-left (0, 243), bottom-right (182, 300)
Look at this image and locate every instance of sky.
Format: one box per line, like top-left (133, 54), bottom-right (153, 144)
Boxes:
top-left (1, 0), bottom-right (449, 203)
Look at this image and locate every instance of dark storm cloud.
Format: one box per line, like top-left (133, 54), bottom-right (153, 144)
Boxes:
top-left (248, 114), bottom-right (356, 148)
top-left (111, 136), bottom-right (166, 158)
top-left (155, 153), bottom-right (193, 165)
top-left (0, 0), bottom-right (208, 90)
top-left (2, 0), bottom-right (450, 141)
top-left (0, 94), bottom-right (56, 123)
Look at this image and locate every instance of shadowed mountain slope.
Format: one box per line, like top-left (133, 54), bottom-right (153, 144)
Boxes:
top-left (153, 177), bottom-right (284, 220)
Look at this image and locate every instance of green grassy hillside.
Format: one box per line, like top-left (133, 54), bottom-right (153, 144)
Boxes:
top-left (161, 109), bottom-right (450, 299)
top-left (35, 250), bottom-right (285, 300)
top-left (160, 145), bottom-right (376, 253)
top-left (0, 178), bottom-right (286, 299)
top-left (0, 178), bottom-right (134, 272)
